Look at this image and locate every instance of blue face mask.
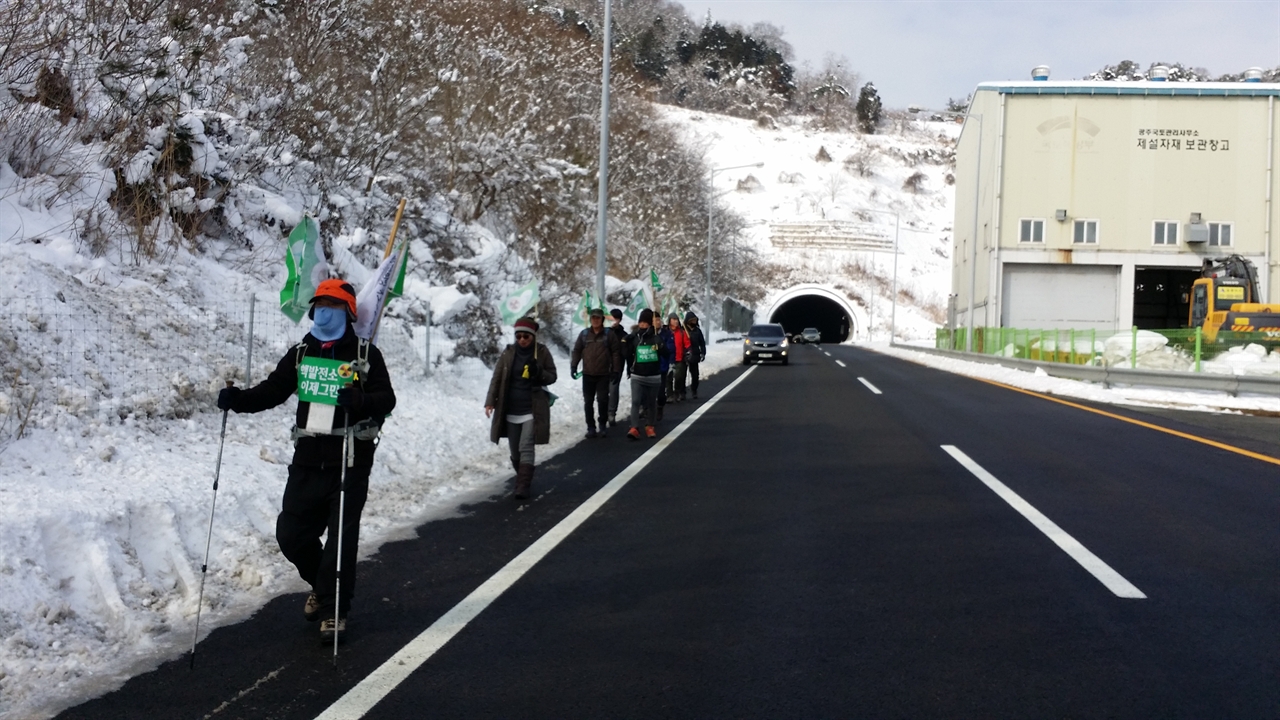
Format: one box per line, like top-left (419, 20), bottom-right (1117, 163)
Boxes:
top-left (311, 306), bottom-right (348, 341)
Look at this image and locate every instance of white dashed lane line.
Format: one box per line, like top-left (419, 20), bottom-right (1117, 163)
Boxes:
top-left (857, 377), bottom-right (882, 394)
top-left (941, 445), bottom-right (1146, 600)
top-left (835, 360), bottom-right (847, 368)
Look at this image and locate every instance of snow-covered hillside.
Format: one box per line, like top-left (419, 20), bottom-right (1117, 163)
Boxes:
top-left (665, 106), bottom-right (958, 339)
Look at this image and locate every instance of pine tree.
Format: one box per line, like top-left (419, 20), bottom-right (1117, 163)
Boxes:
top-left (855, 82), bottom-right (882, 134)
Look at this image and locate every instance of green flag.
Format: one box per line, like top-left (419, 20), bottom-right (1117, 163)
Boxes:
top-left (572, 290), bottom-right (592, 328)
top-left (623, 289), bottom-right (648, 321)
top-left (389, 243), bottom-right (409, 299)
top-left (650, 269), bottom-right (663, 291)
top-left (279, 216), bottom-right (327, 323)
top-left (660, 295), bottom-right (676, 321)
top-left (501, 279), bottom-right (539, 325)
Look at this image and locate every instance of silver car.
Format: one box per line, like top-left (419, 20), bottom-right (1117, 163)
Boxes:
top-left (743, 324), bottom-right (789, 365)
top-left (801, 327), bottom-right (822, 344)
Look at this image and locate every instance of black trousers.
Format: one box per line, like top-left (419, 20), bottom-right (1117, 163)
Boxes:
top-left (581, 376), bottom-right (609, 425)
top-left (687, 360), bottom-right (700, 396)
top-left (277, 462), bottom-right (371, 618)
top-left (582, 374), bottom-right (610, 428)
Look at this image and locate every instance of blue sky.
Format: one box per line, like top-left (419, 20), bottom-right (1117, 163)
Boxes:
top-left (677, 1), bottom-right (1280, 109)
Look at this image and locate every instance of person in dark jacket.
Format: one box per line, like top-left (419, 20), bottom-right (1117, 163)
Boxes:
top-left (625, 308), bottom-right (668, 439)
top-left (216, 279), bottom-right (396, 644)
top-left (606, 308), bottom-right (628, 426)
top-left (571, 307), bottom-right (621, 438)
top-left (485, 317), bottom-right (558, 500)
top-left (683, 311), bottom-right (707, 400)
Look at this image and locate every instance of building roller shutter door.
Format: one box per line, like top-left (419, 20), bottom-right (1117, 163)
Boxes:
top-left (1001, 264), bottom-right (1119, 331)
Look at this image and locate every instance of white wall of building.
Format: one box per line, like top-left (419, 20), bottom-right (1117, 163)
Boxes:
top-left (953, 80), bottom-right (1280, 332)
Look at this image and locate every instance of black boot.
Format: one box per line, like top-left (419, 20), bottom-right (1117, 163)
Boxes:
top-left (515, 463), bottom-right (534, 500)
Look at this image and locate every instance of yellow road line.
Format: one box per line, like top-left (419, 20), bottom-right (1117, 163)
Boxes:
top-left (973, 377), bottom-right (1280, 468)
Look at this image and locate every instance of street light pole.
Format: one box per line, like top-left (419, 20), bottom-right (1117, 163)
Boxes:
top-left (592, 0), bottom-right (613, 304)
top-left (706, 161), bottom-right (763, 323)
top-left (853, 207), bottom-right (900, 343)
top-left (889, 212), bottom-right (900, 341)
top-left (965, 112), bottom-right (983, 353)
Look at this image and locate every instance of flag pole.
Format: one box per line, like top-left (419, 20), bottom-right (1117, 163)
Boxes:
top-left (382, 198), bottom-right (407, 260)
top-left (370, 199), bottom-right (409, 343)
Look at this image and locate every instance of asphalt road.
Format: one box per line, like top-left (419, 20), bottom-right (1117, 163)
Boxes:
top-left (59, 345), bottom-right (1280, 719)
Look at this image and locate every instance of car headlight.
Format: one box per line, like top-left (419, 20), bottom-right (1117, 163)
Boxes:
top-left (743, 338), bottom-right (752, 346)
top-left (781, 339), bottom-right (789, 348)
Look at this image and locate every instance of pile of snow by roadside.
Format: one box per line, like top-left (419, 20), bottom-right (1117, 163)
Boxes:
top-left (871, 341), bottom-right (1280, 414)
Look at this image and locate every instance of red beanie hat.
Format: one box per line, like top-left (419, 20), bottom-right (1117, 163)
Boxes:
top-left (514, 317), bottom-right (539, 336)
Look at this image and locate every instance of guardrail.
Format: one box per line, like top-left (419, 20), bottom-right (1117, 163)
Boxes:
top-left (894, 342), bottom-right (1280, 398)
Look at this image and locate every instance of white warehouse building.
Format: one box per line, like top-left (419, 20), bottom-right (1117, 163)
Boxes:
top-left (953, 66), bottom-right (1280, 334)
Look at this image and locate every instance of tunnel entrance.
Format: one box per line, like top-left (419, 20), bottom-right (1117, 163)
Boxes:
top-left (769, 294), bottom-right (852, 343)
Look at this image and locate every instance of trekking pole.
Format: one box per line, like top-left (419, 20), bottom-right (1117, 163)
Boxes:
top-left (332, 409), bottom-right (351, 663)
top-left (191, 380), bottom-right (234, 670)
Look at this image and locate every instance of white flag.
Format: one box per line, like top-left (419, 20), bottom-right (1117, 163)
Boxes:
top-left (355, 242), bottom-right (406, 342)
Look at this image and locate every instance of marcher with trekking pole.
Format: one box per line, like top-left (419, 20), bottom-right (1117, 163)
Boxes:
top-left (486, 317), bottom-right (558, 500)
top-left (682, 311), bottom-right (707, 400)
top-left (571, 307), bottom-right (621, 439)
top-left (625, 308), bottom-right (668, 439)
top-left (215, 279), bottom-right (396, 645)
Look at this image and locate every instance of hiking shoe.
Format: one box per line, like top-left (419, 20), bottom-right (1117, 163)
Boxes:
top-left (645, 426), bottom-right (657, 439)
top-left (304, 592), bottom-right (321, 622)
top-left (598, 427), bottom-right (608, 438)
top-left (627, 427), bottom-right (641, 440)
top-left (319, 617), bottom-right (346, 644)
top-left (586, 427), bottom-right (598, 439)
top-left (608, 415), bottom-right (617, 426)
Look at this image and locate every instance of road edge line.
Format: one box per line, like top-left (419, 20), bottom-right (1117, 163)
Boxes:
top-left (315, 366), bottom-right (758, 720)
top-left (941, 444), bottom-right (1146, 600)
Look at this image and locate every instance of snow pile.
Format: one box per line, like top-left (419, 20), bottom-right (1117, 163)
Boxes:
top-left (1100, 331), bottom-right (1193, 372)
top-left (1200, 343), bottom-right (1280, 376)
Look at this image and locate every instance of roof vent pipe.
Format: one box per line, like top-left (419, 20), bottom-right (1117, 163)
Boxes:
top-left (1150, 65), bottom-right (1170, 81)
top-left (1246, 67), bottom-right (1264, 82)
top-left (1031, 65), bottom-right (1050, 81)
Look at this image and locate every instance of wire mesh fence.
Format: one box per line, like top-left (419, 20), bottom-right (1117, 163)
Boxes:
top-left (0, 292), bottom-right (449, 431)
top-left (936, 325), bottom-right (1280, 373)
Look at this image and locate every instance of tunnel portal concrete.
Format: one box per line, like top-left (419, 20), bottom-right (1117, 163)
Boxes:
top-left (765, 285), bottom-right (860, 343)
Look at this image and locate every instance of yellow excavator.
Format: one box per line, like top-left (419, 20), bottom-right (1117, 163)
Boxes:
top-left (1190, 255), bottom-right (1280, 342)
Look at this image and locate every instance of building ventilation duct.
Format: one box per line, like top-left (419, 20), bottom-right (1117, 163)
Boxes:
top-left (1031, 65), bottom-right (1050, 81)
top-left (1150, 65), bottom-right (1170, 81)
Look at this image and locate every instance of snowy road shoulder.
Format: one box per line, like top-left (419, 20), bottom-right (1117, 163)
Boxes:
top-left (863, 342), bottom-right (1280, 415)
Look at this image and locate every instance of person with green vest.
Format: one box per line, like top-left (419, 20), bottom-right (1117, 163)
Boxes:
top-left (624, 308), bottom-right (669, 440)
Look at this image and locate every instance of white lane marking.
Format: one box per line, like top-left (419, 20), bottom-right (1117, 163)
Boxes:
top-left (941, 445), bottom-right (1146, 599)
top-left (316, 367), bottom-right (760, 720)
top-left (823, 351), bottom-right (831, 357)
top-left (835, 360), bottom-right (847, 367)
top-left (857, 377), bottom-right (882, 395)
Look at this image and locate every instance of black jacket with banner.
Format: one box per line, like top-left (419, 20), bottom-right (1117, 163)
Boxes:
top-left (230, 328), bottom-right (396, 468)
top-left (625, 327), bottom-right (668, 377)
